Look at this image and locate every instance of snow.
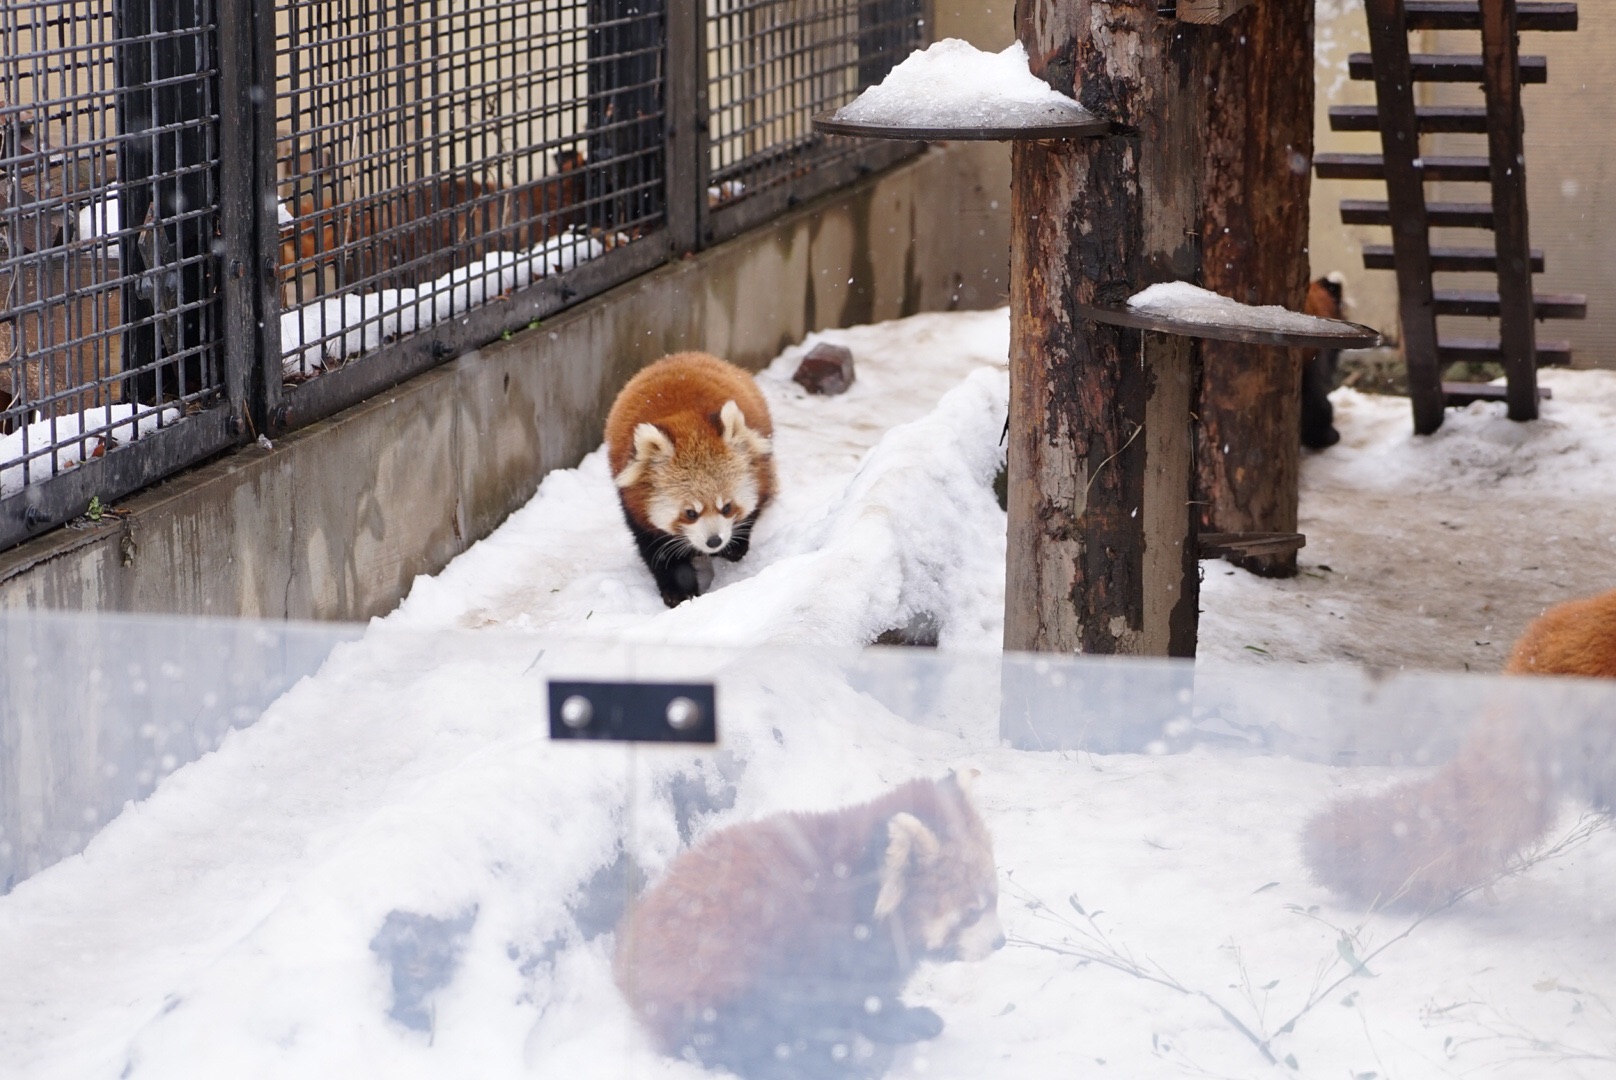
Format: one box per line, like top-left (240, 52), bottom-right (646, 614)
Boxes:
top-left (280, 231), bottom-right (605, 376)
top-left (0, 403), bottom-right (180, 497)
top-left (1128, 280), bottom-right (1357, 335)
top-left (75, 197), bottom-right (120, 249)
top-left (3, 309), bottom-right (1616, 1079)
top-left (832, 40), bottom-right (1100, 131)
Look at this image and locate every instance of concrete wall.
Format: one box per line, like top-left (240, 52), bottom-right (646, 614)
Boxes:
top-left (0, 142), bottom-right (1011, 620)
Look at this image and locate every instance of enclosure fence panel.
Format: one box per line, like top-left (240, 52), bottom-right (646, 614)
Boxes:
top-left (1, 0), bottom-right (240, 549)
top-left (0, 0), bottom-right (928, 551)
top-left (702, 0), bottom-right (924, 245)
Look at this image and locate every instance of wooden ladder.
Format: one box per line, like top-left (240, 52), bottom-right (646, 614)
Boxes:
top-left (1317, 0), bottom-right (1584, 434)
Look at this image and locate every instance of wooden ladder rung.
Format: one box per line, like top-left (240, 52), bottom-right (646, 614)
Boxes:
top-left (1433, 289), bottom-right (1587, 319)
top-left (1316, 152), bottom-right (1491, 182)
top-left (1329, 104), bottom-right (1489, 133)
top-left (1198, 532), bottom-right (1307, 559)
top-left (1443, 382), bottom-right (1553, 407)
top-left (1349, 53), bottom-right (1548, 84)
top-left (1439, 336), bottom-right (1573, 366)
top-left (1362, 243), bottom-right (1543, 273)
top-left (1341, 199), bottom-right (1495, 228)
top-left (1404, 2), bottom-right (1578, 32)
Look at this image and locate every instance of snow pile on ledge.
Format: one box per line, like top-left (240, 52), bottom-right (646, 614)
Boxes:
top-left (280, 231), bottom-right (605, 376)
top-left (833, 39), bottom-right (1098, 129)
top-left (1127, 281), bottom-right (1349, 335)
top-left (0, 404), bottom-right (180, 497)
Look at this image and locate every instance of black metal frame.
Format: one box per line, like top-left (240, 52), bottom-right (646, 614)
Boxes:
top-left (1, 0), bottom-right (929, 552)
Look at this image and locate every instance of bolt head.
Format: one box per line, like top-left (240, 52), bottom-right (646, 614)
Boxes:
top-left (666, 696), bottom-right (702, 731)
top-left (559, 694), bottom-right (593, 729)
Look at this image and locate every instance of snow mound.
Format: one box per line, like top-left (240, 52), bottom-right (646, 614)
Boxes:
top-left (393, 309), bottom-right (1013, 650)
top-left (1127, 281), bottom-right (1350, 335)
top-left (833, 39), bottom-right (1098, 130)
top-left (1310, 370), bottom-right (1616, 497)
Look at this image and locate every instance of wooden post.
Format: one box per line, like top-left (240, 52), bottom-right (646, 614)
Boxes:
top-left (1005, 2), bottom-right (1203, 657)
top-left (1479, 0), bottom-right (1539, 421)
top-left (1365, 0), bottom-right (1446, 435)
top-left (1195, 0), bottom-right (1315, 578)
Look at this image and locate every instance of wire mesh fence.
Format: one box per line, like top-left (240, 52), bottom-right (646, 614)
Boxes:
top-left (0, 0), bottom-right (929, 551)
top-left (1, 0), bottom-right (223, 514)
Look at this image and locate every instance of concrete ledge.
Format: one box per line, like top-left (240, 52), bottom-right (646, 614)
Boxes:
top-left (0, 142), bottom-right (1010, 620)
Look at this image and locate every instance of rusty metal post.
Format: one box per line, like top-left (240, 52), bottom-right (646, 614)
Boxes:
top-left (1004, 2), bottom-right (1204, 657)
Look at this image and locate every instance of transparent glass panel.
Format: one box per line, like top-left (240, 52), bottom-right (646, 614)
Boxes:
top-left (1, 611), bottom-right (1612, 1079)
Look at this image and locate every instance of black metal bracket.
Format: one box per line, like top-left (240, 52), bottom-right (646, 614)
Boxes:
top-left (548, 680), bottom-right (717, 744)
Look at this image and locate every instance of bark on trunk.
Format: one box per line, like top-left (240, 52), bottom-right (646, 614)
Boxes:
top-left (1194, 0), bottom-right (1315, 577)
top-left (1004, 3), bottom-right (1204, 657)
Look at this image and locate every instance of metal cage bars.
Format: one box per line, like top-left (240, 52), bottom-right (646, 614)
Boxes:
top-left (0, 0), bottom-right (927, 551)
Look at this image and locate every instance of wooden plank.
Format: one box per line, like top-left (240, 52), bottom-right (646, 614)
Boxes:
top-left (1329, 104), bottom-right (1488, 132)
top-left (1173, 0), bottom-right (1257, 24)
top-left (1404, 2), bottom-right (1578, 32)
top-left (1362, 243), bottom-right (1543, 272)
top-left (1481, 0), bottom-right (1541, 421)
top-left (1007, 0), bottom-right (1202, 657)
top-left (1443, 381), bottom-right (1553, 406)
top-left (1433, 289), bottom-right (1585, 318)
top-left (1349, 53), bottom-right (1548, 84)
top-left (1341, 199), bottom-right (1495, 228)
top-left (1315, 152), bottom-right (1490, 181)
top-left (1364, 0), bottom-right (1446, 434)
top-left (1439, 336), bottom-right (1572, 365)
top-left (1198, 532), bottom-right (1307, 559)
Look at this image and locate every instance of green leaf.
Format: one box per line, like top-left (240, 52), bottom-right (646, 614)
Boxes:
top-left (1284, 1053), bottom-right (1299, 1070)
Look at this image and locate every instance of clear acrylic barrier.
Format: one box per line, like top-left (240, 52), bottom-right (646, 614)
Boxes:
top-left (0, 611), bottom-right (1612, 1079)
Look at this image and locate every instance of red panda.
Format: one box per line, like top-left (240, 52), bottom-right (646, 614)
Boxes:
top-left (1303, 587), bottom-right (1616, 908)
top-left (605, 351), bottom-right (776, 607)
top-left (1300, 273), bottom-right (1346, 450)
top-left (613, 772), bottom-right (1004, 1080)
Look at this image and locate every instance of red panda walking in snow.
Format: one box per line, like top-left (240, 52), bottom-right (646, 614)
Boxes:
top-left (614, 772), bottom-right (1004, 1079)
top-left (1303, 587), bottom-right (1616, 908)
top-left (605, 352), bottom-right (776, 607)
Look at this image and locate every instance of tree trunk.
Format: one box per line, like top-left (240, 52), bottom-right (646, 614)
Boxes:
top-left (1004, 3), bottom-right (1204, 656)
top-left (1194, 0), bottom-right (1315, 577)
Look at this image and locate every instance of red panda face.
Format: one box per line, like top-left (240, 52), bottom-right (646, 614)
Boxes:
top-left (617, 400), bottom-right (772, 554)
top-left (873, 773), bottom-right (1004, 962)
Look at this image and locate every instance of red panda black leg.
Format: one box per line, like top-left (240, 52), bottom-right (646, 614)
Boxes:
top-left (625, 515), bottom-right (701, 606)
top-left (858, 1001), bottom-right (943, 1044)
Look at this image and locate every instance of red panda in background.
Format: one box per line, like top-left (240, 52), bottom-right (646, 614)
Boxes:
top-left (606, 352), bottom-right (776, 607)
top-left (1300, 273), bottom-right (1346, 450)
top-left (1303, 587), bottom-right (1616, 908)
top-left (614, 772), bottom-right (1004, 1080)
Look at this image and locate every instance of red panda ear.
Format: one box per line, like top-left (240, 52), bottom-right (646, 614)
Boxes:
top-left (948, 768), bottom-right (982, 797)
top-left (616, 422), bottom-right (674, 489)
top-left (718, 400), bottom-right (772, 457)
top-left (874, 812), bottom-right (941, 920)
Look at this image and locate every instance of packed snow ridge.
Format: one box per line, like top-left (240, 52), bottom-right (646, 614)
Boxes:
top-left (833, 39), bottom-right (1099, 130)
top-left (1127, 281), bottom-right (1355, 335)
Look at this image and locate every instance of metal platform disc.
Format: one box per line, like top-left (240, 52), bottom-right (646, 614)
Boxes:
top-left (1074, 303), bottom-right (1383, 350)
top-left (813, 111), bottom-right (1112, 142)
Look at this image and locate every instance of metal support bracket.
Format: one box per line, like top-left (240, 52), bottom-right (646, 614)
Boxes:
top-left (548, 680), bottom-right (717, 744)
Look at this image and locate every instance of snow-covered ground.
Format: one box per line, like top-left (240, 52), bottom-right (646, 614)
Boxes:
top-left (2, 309), bottom-right (1615, 1080)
